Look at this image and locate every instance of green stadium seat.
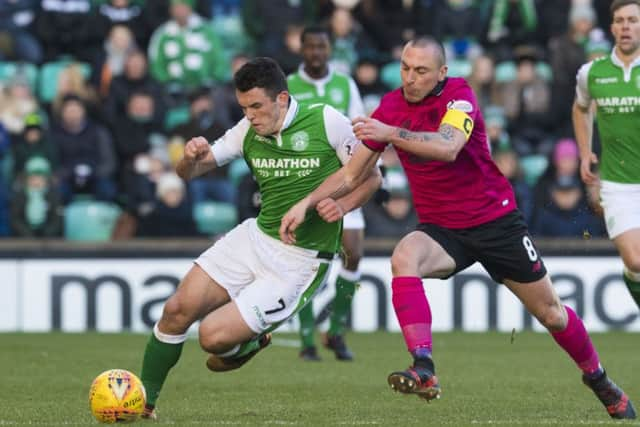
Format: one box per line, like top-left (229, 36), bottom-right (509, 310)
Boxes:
top-left (536, 61), bottom-right (553, 82)
top-left (495, 61), bottom-right (517, 82)
top-left (64, 199), bottom-right (121, 241)
top-left (0, 62), bottom-right (38, 92)
top-left (520, 154), bottom-right (549, 187)
top-left (38, 60), bottom-right (91, 103)
top-left (227, 158), bottom-right (250, 186)
top-left (380, 61), bottom-right (401, 89)
top-left (193, 201), bottom-right (238, 235)
top-left (447, 58), bottom-right (472, 78)
top-left (165, 105), bottom-right (191, 131)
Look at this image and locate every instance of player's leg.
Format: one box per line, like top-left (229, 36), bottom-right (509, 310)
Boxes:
top-left (601, 182), bottom-right (640, 310)
top-left (387, 227), bottom-right (467, 401)
top-left (504, 275), bottom-right (636, 419)
top-left (297, 300), bottom-right (320, 360)
top-left (325, 212), bottom-right (365, 361)
top-left (613, 228), bottom-right (640, 310)
top-left (141, 264), bottom-right (231, 418)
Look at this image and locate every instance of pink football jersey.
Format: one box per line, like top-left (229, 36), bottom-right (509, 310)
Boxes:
top-left (364, 78), bottom-right (516, 228)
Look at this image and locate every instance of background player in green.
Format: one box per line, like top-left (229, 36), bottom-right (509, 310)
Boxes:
top-left (287, 26), bottom-right (367, 361)
top-left (138, 57), bottom-right (381, 419)
top-left (573, 0), bottom-right (640, 311)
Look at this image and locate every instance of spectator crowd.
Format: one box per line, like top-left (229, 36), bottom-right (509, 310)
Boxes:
top-left (0, 0), bottom-right (611, 239)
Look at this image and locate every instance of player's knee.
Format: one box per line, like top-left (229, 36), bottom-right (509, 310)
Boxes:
top-left (198, 328), bottom-right (232, 354)
top-left (538, 304), bottom-right (566, 332)
top-left (391, 247), bottom-right (418, 276)
top-left (161, 295), bottom-right (195, 331)
top-left (623, 258), bottom-right (640, 276)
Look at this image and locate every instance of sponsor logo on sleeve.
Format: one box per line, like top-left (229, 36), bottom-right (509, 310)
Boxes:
top-left (446, 100), bottom-right (474, 113)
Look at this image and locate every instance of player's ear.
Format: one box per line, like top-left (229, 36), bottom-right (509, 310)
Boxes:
top-left (277, 91), bottom-right (289, 106)
top-left (438, 65), bottom-right (448, 81)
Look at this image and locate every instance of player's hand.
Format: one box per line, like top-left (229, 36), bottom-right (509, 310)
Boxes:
top-left (579, 152), bottom-right (599, 185)
top-left (183, 136), bottom-right (212, 163)
top-left (352, 116), bottom-right (395, 142)
top-left (279, 198), bottom-right (310, 245)
top-left (316, 198), bottom-right (345, 223)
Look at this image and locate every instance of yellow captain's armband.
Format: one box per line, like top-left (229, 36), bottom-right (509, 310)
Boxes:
top-left (441, 109), bottom-right (474, 141)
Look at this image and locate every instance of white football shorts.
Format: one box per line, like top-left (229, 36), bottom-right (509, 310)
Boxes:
top-left (195, 218), bottom-right (332, 333)
top-left (600, 180), bottom-right (640, 239)
top-left (343, 207), bottom-right (365, 230)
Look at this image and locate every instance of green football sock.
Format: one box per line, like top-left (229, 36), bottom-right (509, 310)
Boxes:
top-left (140, 333), bottom-right (184, 407)
top-left (623, 272), bottom-right (640, 309)
top-left (234, 337), bottom-right (261, 358)
top-left (328, 274), bottom-right (357, 337)
top-left (298, 302), bottom-right (315, 348)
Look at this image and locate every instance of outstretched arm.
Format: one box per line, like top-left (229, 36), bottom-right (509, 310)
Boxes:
top-left (279, 146), bottom-right (381, 243)
top-left (572, 100), bottom-right (598, 185)
top-left (176, 136), bottom-right (218, 180)
top-left (352, 114), bottom-right (468, 162)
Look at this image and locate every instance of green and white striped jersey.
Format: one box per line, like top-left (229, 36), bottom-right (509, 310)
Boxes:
top-left (210, 98), bottom-right (358, 253)
top-left (576, 50), bottom-right (640, 183)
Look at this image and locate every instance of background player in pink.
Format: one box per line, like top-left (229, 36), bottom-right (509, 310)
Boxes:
top-left (280, 37), bottom-right (636, 419)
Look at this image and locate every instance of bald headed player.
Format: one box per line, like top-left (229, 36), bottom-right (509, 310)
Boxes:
top-left (280, 37), bottom-right (636, 419)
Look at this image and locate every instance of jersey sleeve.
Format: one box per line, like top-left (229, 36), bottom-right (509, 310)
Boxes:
top-left (347, 77), bottom-right (366, 119)
top-left (575, 61), bottom-right (593, 108)
top-left (361, 105), bottom-right (389, 152)
top-left (210, 118), bottom-right (251, 166)
top-left (441, 83), bottom-right (477, 141)
top-left (323, 105), bottom-right (360, 165)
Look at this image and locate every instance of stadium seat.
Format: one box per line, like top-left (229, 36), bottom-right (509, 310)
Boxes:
top-left (64, 199), bottom-right (121, 241)
top-left (447, 58), bottom-right (472, 78)
top-left (164, 105), bottom-right (191, 131)
top-left (380, 61), bottom-right (402, 89)
top-left (227, 158), bottom-right (250, 186)
top-left (520, 154), bottom-right (549, 186)
top-left (494, 61), bottom-right (517, 82)
top-left (38, 60), bottom-right (91, 103)
top-left (536, 61), bottom-right (553, 82)
top-left (193, 201), bottom-right (237, 235)
top-left (0, 62), bottom-right (39, 92)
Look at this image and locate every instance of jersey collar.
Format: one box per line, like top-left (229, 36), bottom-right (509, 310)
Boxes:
top-left (280, 97), bottom-right (299, 132)
top-left (298, 63), bottom-right (335, 84)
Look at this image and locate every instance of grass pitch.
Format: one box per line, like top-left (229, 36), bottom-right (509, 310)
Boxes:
top-left (0, 331), bottom-right (638, 426)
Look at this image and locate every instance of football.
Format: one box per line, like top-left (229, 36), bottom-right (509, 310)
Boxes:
top-left (88, 369), bottom-right (146, 423)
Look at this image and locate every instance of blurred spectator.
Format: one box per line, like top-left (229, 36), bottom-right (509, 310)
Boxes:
top-left (51, 95), bottom-right (117, 202)
top-left (354, 57), bottom-right (388, 115)
top-left (207, 0), bottom-right (253, 69)
top-left (93, 25), bottom-right (138, 98)
top-left (94, 0), bottom-right (149, 49)
top-left (496, 45), bottom-right (552, 155)
top-left (467, 54), bottom-right (499, 110)
top-left (10, 112), bottom-right (56, 179)
top-left (148, 0), bottom-right (228, 94)
top-left (328, 7), bottom-right (377, 73)
top-left (548, 4), bottom-right (596, 136)
top-left (136, 171), bottom-right (199, 237)
top-left (10, 156), bottom-right (63, 237)
top-left (585, 34), bottom-right (612, 61)
top-left (484, 0), bottom-right (541, 61)
top-left (363, 163), bottom-right (416, 238)
top-left (212, 53), bottom-right (249, 127)
top-left (273, 24), bottom-right (304, 76)
top-left (0, 74), bottom-right (39, 137)
top-left (493, 145), bottom-right (534, 224)
top-left (104, 49), bottom-right (166, 127)
top-left (242, 0), bottom-right (315, 58)
top-left (533, 138), bottom-right (581, 211)
top-left (112, 90), bottom-right (165, 211)
top-left (0, 0), bottom-right (42, 63)
top-left (484, 105), bottom-right (511, 153)
top-left (169, 87), bottom-right (235, 204)
top-left (532, 175), bottom-right (605, 238)
top-left (51, 63), bottom-right (100, 120)
top-left (432, 0), bottom-right (483, 61)
top-left (36, 0), bottom-right (101, 63)
top-left (236, 173), bottom-right (260, 222)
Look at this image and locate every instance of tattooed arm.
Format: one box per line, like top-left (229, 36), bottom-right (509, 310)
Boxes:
top-left (353, 116), bottom-right (468, 162)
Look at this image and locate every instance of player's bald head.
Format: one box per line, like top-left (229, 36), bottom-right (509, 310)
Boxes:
top-left (404, 37), bottom-right (446, 67)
